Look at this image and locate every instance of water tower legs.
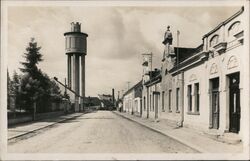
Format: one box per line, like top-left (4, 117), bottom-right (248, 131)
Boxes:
top-left (67, 54), bottom-right (72, 89)
top-left (81, 55), bottom-right (85, 111)
top-left (74, 54), bottom-right (80, 112)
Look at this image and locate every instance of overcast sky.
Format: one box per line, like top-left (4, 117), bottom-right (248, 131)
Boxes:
top-left (7, 5), bottom-right (240, 97)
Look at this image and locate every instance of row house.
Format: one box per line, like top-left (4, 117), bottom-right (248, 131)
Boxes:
top-left (142, 68), bottom-right (161, 120)
top-left (141, 7), bottom-right (247, 141)
top-left (123, 80), bottom-right (143, 116)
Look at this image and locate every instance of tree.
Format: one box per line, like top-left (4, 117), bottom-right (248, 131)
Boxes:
top-left (7, 69), bottom-right (12, 109)
top-left (19, 38), bottom-right (44, 112)
top-left (12, 70), bottom-right (21, 111)
top-left (19, 38), bottom-right (63, 113)
top-left (20, 38), bottom-right (43, 77)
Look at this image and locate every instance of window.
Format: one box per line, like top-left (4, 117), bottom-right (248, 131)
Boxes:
top-left (194, 83), bottom-right (200, 113)
top-left (152, 94), bottom-right (154, 111)
top-left (187, 85), bottom-right (192, 112)
top-left (165, 69), bottom-right (168, 75)
top-left (150, 94), bottom-right (152, 111)
top-left (210, 35), bottom-right (219, 47)
top-left (143, 97), bottom-right (146, 111)
top-left (162, 91), bottom-right (165, 111)
top-left (169, 90), bottom-right (172, 112)
top-left (176, 88), bottom-right (180, 112)
top-left (228, 21), bottom-right (240, 36)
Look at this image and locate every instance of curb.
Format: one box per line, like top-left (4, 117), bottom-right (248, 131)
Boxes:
top-left (8, 113), bottom-right (84, 141)
top-left (113, 111), bottom-right (204, 153)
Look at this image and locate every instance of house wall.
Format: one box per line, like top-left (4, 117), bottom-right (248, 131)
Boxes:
top-left (182, 9), bottom-right (245, 137)
top-left (134, 97), bottom-right (141, 116)
top-left (123, 91), bottom-right (134, 114)
top-left (183, 62), bottom-right (209, 131)
top-left (140, 7), bottom-right (248, 142)
top-left (146, 82), bottom-right (161, 119)
top-left (160, 54), bottom-right (181, 124)
top-left (142, 85), bottom-right (148, 118)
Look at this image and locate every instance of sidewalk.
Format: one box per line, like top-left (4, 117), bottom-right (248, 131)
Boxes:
top-left (114, 111), bottom-right (243, 153)
top-left (8, 112), bottom-right (84, 140)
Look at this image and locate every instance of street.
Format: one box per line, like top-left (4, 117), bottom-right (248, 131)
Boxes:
top-left (8, 111), bottom-right (197, 153)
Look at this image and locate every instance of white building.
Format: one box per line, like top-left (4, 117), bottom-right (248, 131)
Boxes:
top-left (142, 6), bottom-right (248, 143)
top-left (123, 81), bottom-right (142, 116)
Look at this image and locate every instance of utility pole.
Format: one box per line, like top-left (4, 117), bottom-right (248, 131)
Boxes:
top-left (64, 78), bottom-right (67, 96)
top-left (148, 52), bottom-right (153, 119)
top-left (176, 30), bottom-right (184, 127)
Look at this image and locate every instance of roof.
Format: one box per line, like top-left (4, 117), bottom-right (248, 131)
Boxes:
top-left (98, 94), bottom-right (112, 100)
top-left (144, 69), bottom-right (162, 87)
top-left (123, 80), bottom-right (142, 96)
top-left (173, 47), bottom-right (197, 63)
top-left (169, 50), bottom-right (208, 74)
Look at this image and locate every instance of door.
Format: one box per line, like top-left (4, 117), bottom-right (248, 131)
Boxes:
top-left (211, 78), bottom-right (220, 129)
top-left (229, 73), bottom-right (240, 133)
top-left (154, 93), bottom-right (159, 119)
top-left (212, 91), bottom-right (219, 129)
top-left (140, 99), bottom-right (142, 116)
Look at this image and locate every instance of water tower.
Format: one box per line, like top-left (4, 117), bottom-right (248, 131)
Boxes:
top-left (64, 22), bottom-right (88, 112)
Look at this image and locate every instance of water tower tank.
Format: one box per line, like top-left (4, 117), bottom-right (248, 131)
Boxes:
top-left (64, 22), bottom-right (88, 55)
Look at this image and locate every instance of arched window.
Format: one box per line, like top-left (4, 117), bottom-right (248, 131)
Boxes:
top-left (228, 21), bottom-right (240, 36)
top-left (210, 35), bottom-right (219, 47)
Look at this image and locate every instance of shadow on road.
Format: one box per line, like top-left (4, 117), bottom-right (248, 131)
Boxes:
top-left (8, 109), bottom-right (98, 128)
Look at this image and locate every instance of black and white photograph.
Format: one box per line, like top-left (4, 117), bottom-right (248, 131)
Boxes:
top-left (0, 0), bottom-right (249, 160)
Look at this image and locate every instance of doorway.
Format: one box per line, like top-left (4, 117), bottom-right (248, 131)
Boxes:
top-left (211, 78), bottom-right (220, 129)
top-left (154, 92), bottom-right (159, 119)
top-left (229, 72), bottom-right (240, 133)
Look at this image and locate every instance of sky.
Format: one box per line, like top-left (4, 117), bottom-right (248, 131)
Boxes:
top-left (7, 4), bottom-right (241, 97)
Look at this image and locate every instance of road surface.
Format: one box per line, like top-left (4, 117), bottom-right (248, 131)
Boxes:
top-left (8, 111), bottom-right (197, 153)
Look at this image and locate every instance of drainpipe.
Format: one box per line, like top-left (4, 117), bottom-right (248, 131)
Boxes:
top-left (180, 71), bottom-right (185, 127)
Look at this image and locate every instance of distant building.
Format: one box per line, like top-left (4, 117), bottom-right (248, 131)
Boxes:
top-left (98, 94), bottom-right (114, 110)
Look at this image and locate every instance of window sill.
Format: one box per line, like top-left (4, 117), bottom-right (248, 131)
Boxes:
top-left (168, 110), bottom-right (172, 113)
top-left (187, 111), bottom-right (200, 115)
top-left (176, 110), bottom-right (180, 113)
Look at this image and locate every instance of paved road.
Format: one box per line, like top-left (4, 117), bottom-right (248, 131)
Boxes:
top-left (8, 111), bottom-right (197, 153)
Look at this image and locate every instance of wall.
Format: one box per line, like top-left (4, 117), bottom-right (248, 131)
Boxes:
top-left (123, 90), bottom-right (134, 114)
top-left (134, 97), bottom-right (141, 116)
top-left (183, 62), bottom-right (208, 131)
top-left (160, 55), bottom-right (181, 123)
top-left (8, 111), bottom-right (65, 126)
top-left (146, 82), bottom-right (161, 120)
top-left (182, 10), bottom-right (245, 134)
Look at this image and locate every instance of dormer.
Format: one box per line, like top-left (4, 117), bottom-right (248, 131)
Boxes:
top-left (202, 7), bottom-right (244, 53)
top-left (227, 21), bottom-right (243, 44)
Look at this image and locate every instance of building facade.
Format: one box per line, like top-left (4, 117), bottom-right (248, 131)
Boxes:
top-left (164, 7), bottom-right (246, 139)
top-left (140, 7), bottom-right (247, 141)
top-left (123, 81), bottom-right (142, 116)
top-left (143, 69), bottom-right (161, 120)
